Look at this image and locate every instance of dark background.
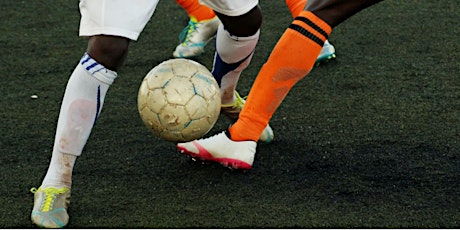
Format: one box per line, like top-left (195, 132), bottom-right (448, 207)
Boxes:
top-left (1, 0), bottom-right (458, 228)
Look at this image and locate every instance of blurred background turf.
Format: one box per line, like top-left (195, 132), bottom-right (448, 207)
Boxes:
top-left (0, 0), bottom-right (458, 228)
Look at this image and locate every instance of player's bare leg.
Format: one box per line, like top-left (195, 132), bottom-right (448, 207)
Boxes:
top-left (306, 0), bottom-right (383, 27)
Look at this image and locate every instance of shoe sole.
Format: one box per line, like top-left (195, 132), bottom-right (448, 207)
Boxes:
top-left (177, 144), bottom-right (252, 170)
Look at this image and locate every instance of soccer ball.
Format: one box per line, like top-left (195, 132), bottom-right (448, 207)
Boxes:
top-left (137, 59), bottom-right (221, 142)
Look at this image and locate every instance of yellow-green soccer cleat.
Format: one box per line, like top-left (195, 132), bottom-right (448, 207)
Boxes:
top-left (31, 187), bottom-right (71, 228)
top-left (173, 16), bottom-right (220, 58)
top-left (221, 91), bottom-right (274, 143)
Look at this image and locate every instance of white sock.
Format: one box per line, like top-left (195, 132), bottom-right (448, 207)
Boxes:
top-left (212, 24), bottom-right (259, 104)
top-left (42, 53), bottom-right (116, 188)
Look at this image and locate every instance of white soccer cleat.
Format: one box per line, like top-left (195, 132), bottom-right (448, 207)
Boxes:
top-left (173, 16), bottom-right (220, 58)
top-left (177, 131), bottom-right (257, 170)
top-left (316, 40), bottom-right (336, 65)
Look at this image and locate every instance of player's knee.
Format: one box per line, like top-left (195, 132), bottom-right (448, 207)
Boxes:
top-left (87, 35), bottom-right (130, 71)
top-left (216, 6), bottom-right (262, 37)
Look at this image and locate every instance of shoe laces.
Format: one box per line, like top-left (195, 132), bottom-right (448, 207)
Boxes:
top-left (31, 187), bottom-right (68, 212)
top-left (221, 91), bottom-right (246, 109)
top-left (178, 16), bottom-right (200, 45)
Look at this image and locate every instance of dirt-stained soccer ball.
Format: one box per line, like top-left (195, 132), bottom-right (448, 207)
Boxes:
top-left (137, 59), bottom-right (221, 142)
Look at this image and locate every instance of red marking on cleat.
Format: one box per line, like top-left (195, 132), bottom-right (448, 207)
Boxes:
top-left (177, 142), bottom-right (251, 170)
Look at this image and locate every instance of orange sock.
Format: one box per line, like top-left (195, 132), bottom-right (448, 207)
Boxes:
top-left (285, 0), bottom-right (307, 18)
top-left (175, 0), bottom-right (216, 21)
top-left (229, 11), bottom-right (332, 141)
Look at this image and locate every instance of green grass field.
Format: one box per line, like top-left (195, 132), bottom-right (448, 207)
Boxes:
top-left (1, 0), bottom-right (459, 228)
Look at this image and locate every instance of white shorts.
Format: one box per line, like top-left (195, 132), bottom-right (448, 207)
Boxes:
top-left (79, 0), bottom-right (159, 41)
top-left (199, 0), bottom-right (258, 16)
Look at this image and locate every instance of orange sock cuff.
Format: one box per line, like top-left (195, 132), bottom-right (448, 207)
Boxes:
top-left (190, 5), bottom-right (216, 21)
top-left (229, 11), bottom-right (331, 142)
top-left (294, 11), bottom-right (332, 41)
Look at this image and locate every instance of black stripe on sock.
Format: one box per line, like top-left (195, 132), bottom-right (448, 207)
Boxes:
top-left (294, 16), bottom-right (329, 38)
top-left (288, 24), bottom-right (325, 47)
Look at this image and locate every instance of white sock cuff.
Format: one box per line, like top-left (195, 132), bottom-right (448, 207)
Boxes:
top-left (80, 53), bottom-right (117, 85)
top-left (216, 24), bottom-right (260, 63)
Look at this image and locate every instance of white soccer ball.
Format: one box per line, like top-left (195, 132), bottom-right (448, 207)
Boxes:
top-left (137, 59), bottom-right (221, 142)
